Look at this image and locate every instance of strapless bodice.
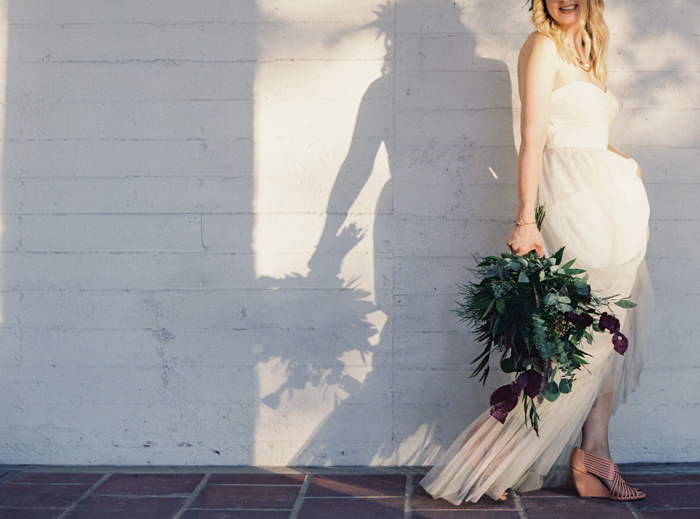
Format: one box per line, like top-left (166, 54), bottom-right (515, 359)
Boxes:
top-left (545, 81), bottom-right (618, 151)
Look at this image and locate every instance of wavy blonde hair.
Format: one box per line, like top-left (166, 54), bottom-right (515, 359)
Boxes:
top-left (532, 0), bottom-right (609, 80)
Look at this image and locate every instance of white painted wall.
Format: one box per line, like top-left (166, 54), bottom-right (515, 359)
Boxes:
top-left (0, 0), bottom-right (697, 466)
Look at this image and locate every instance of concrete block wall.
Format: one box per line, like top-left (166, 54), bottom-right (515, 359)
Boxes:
top-left (0, 0), bottom-right (697, 466)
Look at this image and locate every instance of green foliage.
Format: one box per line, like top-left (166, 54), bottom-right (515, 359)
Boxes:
top-left (456, 246), bottom-right (635, 433)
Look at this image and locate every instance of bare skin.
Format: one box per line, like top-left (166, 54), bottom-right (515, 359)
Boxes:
top-left (581, 390), bottom-right (614, 486)
top-left (509, 0), bottom-right (641, 491)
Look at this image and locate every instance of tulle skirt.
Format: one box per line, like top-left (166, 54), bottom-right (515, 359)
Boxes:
top-left (420, 146), bottom-right (652, 504)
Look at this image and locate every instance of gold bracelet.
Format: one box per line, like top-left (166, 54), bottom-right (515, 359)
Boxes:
top-left (514, 220), bottom-right (537, 226)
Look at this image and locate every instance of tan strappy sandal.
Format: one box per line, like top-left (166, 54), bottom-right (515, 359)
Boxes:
top-left (570, 447), bottom-right (646, 501)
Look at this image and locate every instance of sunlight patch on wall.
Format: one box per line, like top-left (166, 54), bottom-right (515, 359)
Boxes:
top-left (251, 0), bottom-right (392, 465)
top-left (252, 0), bottom-right (388, 284)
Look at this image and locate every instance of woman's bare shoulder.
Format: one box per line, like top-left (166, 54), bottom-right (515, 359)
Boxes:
top-left (518, 31), bottom-right (559, 75)
top-left (519, 32), bottom-right (557, 61)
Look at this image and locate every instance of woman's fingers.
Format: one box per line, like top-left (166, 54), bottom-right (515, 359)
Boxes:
top-left (507, 225), bottom-right (543, 255)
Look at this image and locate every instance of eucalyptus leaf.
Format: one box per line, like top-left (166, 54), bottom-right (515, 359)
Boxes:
top-left (544, 293), bottom-right (558, 306)
top-left (501, 356), bottom-right (516, 373)
top-left (615, 299), bottom-right (638, 309)
top-left (559, 379), bottom-right (573, 394)
top-left (496, 297), bottom-right (506, 314)
top-left (544, 381), bottom-right (560, 402)
top-left (518, 271), bottom-right (530, 283)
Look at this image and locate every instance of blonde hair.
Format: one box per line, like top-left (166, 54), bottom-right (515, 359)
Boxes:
top-left (532, 0), bottom-right (609, 80)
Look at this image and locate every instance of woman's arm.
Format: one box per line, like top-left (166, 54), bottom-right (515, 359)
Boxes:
top-left (608, 145), bottom-right (642, 178)
top-left (506, 34), bottom-right (559, 256)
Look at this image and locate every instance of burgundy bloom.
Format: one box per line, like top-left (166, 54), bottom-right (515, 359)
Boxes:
top-left (565, 311), bottom-right (594, 328)
top-left (514, 372), bottom-right (529, 392)
top-left (490, 384), bottom-right (520, 424)
top-left (612, 331), bottom-right (629, 355)
top-left (524, 369), bottom-right (543, 399)
top-left (490, 384), bottom-right (514, 407)
top-left (598, 312), bottom-right (620, 333)
top-left (491, 394), bottom-right (519, 424)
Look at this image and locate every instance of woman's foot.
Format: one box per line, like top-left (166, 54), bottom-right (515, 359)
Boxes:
top-left (570, 448), bottom-right (645, 501)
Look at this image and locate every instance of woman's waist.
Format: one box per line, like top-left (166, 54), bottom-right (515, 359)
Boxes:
top-left (544, 143), bottom-right (608, 153)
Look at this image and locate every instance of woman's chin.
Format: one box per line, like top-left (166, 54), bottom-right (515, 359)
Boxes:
top-left (553, 5), bottom-right (580, 27)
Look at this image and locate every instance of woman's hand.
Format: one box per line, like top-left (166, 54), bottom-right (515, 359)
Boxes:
top-left (507, 223), bottom-right (544, 256)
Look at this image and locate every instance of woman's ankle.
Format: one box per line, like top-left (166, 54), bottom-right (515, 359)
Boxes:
top-left (580, 443), bottom-right (612, 460)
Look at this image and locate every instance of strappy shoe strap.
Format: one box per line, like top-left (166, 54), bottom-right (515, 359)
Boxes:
top-left (610, 470), bottom-right (645, 500)
top-left (582, 450), bottom-right (616, 481)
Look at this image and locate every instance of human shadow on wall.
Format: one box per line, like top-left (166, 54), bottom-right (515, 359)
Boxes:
top-left (264, 0), bottom-right (519, 466)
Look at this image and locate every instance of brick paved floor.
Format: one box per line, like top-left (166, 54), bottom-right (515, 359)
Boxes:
top-left (1, 465), bottom-right (699, 518)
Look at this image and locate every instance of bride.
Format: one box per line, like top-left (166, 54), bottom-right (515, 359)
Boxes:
top-left (420, 0), bottom-right (652, 504)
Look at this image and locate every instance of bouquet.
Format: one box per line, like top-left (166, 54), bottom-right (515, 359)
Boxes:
top-left (456, 246), bottom-right (636, 434)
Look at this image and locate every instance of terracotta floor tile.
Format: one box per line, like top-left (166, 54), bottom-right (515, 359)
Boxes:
top-left (623, 473), bottom-right (700, 485)
top-left (191, 485), bottom-right (298, 510)
top-left (181, 511), bottom-right (291, 519)
top-left (64, 495), bottom-right (186, 519)
top-left (634, 484), bottom-right (700, 510)
top-left (520, 484), bottom-right (577, 498)
top-left (0, 483), bottom-right (90, 509)
top-left (521, 496), bottom-right (634, 518)
top-left (0, 510), bottom-right (64, 519)
top-left (208, 473), bottom-right (305, 486)
top-left (298, 497), bottom-right (404, 519)
top-left (638, 510), bottom-right (700, 519)
top-left (95, 473), bottom-right (204, 496)
top-left (412, 485), bottom-right (516, 511)
top-left (6, 473), bottom-right (104, 485)
top-left (306, 475), bottom-right (406, 498)
top-left (413, 511), bottom-right (521, 518)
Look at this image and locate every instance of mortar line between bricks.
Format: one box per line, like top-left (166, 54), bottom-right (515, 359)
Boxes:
top-left (303, 496), bottom-right (407, 500)
top-left (0, 472), bottom-right (17, 483)
top-left (513, 491), bottom-right (528, 519)
top-left (404, 474), bottom-right (413, 519)
top-left (288, 474), bottom-right (312, 519)
top-left (625, 501), bottom-right (644, 519)
top-left (56, 473), bottom-right (112, 519)
top-left (172, 473), bottom-right (212, 519)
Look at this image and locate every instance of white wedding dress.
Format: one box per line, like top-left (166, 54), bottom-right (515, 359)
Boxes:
top-left (420, 81), bottom-right (653, 504)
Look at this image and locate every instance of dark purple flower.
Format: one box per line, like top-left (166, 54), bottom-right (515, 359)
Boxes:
top-left (598, 312), bottom-right (620, 333)
top-left (490, 384), bottom-right (514, 407)
top-left (490, 384), bottom-right (520, 424)
top-left (514, 372), bottom-right (529, 392)
top-left (524, 369), bottom-right (543, 399)
top-left (491, 393), bottom-right (519, 424)
top-left (565, 311), bottom-right (594, 328)
top-left (612, 331), bottom-right (629, 355)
